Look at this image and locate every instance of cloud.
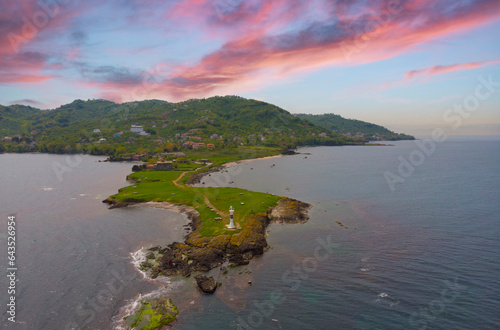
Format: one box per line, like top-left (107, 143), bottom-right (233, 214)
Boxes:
top-left (9, 99), bottom-right (45, 107)
top-left (107, 0), bottom-right (500, 101)
top-left (1, 0), bottom-right (500, 103)
top-left (79, 64), bottom-right (146, 86)
top-left (406, 60), bottom-right (500, 80)
top-left (69, 30), bottom-right (88, 46)
top-left (0, 51), bottom-right (53, 84)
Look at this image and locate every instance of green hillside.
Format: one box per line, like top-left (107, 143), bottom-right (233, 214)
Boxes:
top-left (296, 113), bottom-right (414, 140)
top-left (0, 96), bottom-right (412, 156)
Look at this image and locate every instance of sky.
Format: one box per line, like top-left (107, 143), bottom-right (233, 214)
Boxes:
top-left (1, 0), bottom-right (499, 136)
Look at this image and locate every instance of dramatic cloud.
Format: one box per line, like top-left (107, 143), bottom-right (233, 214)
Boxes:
top-left (109, 0), bottom-right (500, 101)
top-left (1, 0), bottom-right (500, 103)
top-left (406, 61), bottom-right (500, 80)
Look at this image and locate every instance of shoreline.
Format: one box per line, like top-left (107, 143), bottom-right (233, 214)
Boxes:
top-left (221, 154), bottom-right (284, 168)
top-left (134, 196), bottom-right (311, 278)
top-left (105, 152), bottom-right (312, 328)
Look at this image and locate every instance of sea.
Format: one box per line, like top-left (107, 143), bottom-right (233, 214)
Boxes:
top-left (0, 138), bottom-right (499, 329)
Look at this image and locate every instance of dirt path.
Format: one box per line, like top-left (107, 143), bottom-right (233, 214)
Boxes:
top-left (173, 165), bottom-right (230, 222)
top-left (173, 163), bottom-right (212, 188)
top-left (173, 171), bottom-right (188, 188)
top-left (204, 195), bottom-right (229, 219)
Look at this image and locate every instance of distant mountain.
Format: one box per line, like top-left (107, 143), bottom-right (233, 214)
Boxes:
top-left (0, 96), bottom-right (412, 156)
top-left (295, 113), bottom-right (414, 140)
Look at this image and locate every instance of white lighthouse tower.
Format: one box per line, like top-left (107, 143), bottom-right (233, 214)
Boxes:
top-left (228, 206), bottom-right (235, 229)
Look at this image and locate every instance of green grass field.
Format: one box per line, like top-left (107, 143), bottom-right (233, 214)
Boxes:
top-left (184, 146), bottom-right (281, 166)
top-left (110, 160), bottom-right (281, 236)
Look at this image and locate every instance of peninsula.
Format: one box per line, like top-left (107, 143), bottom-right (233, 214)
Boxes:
top-left (103, 149), bottom-right (311, 278)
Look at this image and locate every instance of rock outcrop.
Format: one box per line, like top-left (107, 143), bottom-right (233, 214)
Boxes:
top-left (140, 198), bottom-right (311, 278)
top-left (194, 275), bottom-right (218, 294)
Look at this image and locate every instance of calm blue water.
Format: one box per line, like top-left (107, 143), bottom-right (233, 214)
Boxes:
top-left (0, 154), bottom-right (190, 329)
top-left (185, 139), bottom-right (500, 330)
top-left (1, 139), bottom-right (499, 329)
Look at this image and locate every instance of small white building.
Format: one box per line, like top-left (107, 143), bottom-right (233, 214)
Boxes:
top-left (130, 125), bottom-right (145, 134)
top-left (93, 129), bottom-right (101, 133)
top-left (99, 138), bottom-right (107, 143)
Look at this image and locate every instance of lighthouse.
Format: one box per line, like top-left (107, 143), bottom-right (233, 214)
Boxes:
top-left (228, 206), bottom-right (235, 229)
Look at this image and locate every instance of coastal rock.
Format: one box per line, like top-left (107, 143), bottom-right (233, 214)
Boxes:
top-left (139, 200), bottom-right (311, 279)
top-left (194, 275), bottom-right (218, 294)
top-left (268, 198), bottom-right (311, 224)
top-left (186, 165), bottom-right (224, 185)
top-left (124, 298), bottom-right (178, 329)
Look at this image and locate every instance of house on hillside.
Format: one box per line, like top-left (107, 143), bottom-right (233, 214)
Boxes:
top-left (130, 125), bottom-right (145, 134)
top-left (210, 134), bottom-right (218, 139)
top-left (99, 138), bottom-right (107, 143)
top-left (192, 142), bottom-right (205, 150)
top-left (93, 129), bottom-right (101, 133)
top-left (207, 143), bottom-right (215, 150)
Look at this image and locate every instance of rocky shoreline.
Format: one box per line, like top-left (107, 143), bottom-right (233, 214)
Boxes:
top-left (104, 162), bottom-right (311, 303)
top-left (136, 197), bottom-right (311, 279)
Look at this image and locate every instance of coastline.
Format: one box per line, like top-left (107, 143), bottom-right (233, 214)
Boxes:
top-left (221, 154), bottom-right (284, 168)
top-left (134, 196), bottom-right (311, 278)
top-left (104, 152), bottom-right (311, 328)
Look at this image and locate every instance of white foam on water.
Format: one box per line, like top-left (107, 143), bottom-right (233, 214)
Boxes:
top-left (43, 187), bottom-right (53, 191)
top-left (378, 292), bottom-right (388, 298)
top-left (130, 247), bottom-right (171, 284)
top-left (112, 248), bottom-right (182, 329)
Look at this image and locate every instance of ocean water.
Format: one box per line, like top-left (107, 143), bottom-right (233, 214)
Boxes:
top-left (0, 154), bottom-right (190, 329)
top-left (1, 139), bottom-right (499, 329)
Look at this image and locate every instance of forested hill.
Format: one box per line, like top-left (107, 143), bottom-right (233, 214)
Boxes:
top-left (296, 113), bottom-right (415, 140)
top-left (0, 96), bottom-right (413, 156)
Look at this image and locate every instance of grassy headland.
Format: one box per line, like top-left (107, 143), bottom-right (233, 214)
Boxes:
top-left (105, 146), bottom-right (283, 236)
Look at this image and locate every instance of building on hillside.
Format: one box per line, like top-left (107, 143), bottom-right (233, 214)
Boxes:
top-left (2, 137), bottom-right (12, 141)
top-left (192, 142), bottom-right (205, 150)
top-left (207, 143), bottom-right (215, 149)
top-left (130, 125), bottom-right (145, 134)
top-left (210, 134), bottom-right (218, 139)
top-left (133, 154), bottom-right (145, 161)
top-left (93, 129), bottom-right (101, 133)
top-left (155, 162), bottom-right (173, 170)
top-left (114, 132), bottom-right (121, 137)
top-left (99, 138), bottom-right (107, 143)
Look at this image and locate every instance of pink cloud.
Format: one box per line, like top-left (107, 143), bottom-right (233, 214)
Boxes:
top-left (406, 61), bottom-right (500, 80)
top-left (2, 0), bottom-right (500, 103)
top-left (100, 0), bottom-right (500, 102)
